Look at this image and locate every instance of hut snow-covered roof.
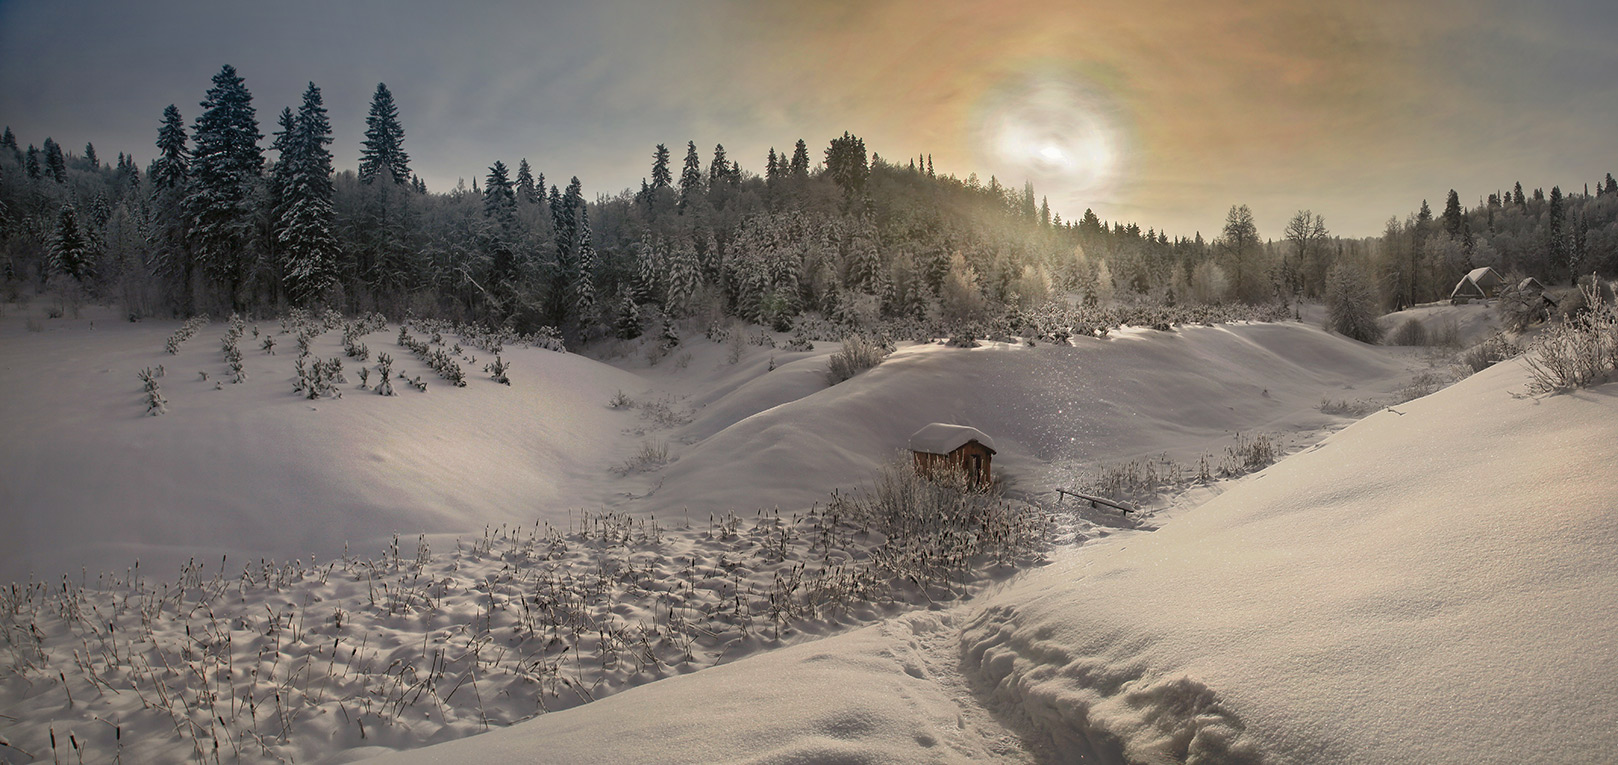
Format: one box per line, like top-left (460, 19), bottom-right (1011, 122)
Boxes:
top-left (1451, 267), bottom-right (1504, 300)
top-left (908, 424), bottom-right (996, 455)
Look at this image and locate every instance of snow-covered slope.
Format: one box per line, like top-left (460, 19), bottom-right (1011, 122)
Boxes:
top-left (0, 310), bottom-right (643, 584)
top-left (1, 313), bottom-right (1415, 585)
top-left (633, 323), bottom-right (1414, 517)
top-left (962, 358), bottom-right (1618, 763)
top-left (371, 358), bottom-right (1617, 765)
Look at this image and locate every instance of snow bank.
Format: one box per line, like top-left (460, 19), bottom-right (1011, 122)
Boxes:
top-left (0, 310), bottom-right (642, 583)
top-left (635, 322), bottom-right (1412, 517)
top-left (961, 359), bottom-right (1618, 763)
top-left (372, 611), bottom-right (1030, 765)
top-left (1379, 301), bottom-right (1502, 346)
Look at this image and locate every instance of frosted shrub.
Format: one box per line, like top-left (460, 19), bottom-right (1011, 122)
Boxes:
top-left (1460, 334), bottom-right (1519, 373)
top-left (137, 367), bottom-right (166, 415)
top-left (164, 314), bottom-right (210, 354)
top-left (1325, 263), bottom-right (1383, 343)
top-left (825, 335), bottom-right (891, 384)
top-left (374, 353), bottom-right (396, 396)
top-left (1524, 280), bottom-right (1618, 394)
top-left (1386, 318), bottom-right (1427, 346)
top-left (484, 356), bottom-right (511, 385)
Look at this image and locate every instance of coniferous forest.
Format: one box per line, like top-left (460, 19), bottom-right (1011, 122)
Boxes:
top-left (3, 65), bottom-right (1617, 344)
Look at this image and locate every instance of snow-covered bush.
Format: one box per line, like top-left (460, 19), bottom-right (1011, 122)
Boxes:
top-left (137, 367), bottom-right (166, 415)
top-left (825, 335), bottom-right (890, 384)
top-left (1324, 263), bottom-right (1383, 343)
top-left (164, 314), bottom-right (210, 354)
top-left (1459, 334), bottom-right (1519, 373)
top-left (484, 355), bottom-right (511, 385)
top-left (1524, 280), bottom-right (1618, 394)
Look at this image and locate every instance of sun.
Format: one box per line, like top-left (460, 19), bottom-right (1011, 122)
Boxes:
top-left (972, 73), bottom-right (1124, 197)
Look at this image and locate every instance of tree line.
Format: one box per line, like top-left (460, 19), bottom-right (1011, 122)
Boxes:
top-left (3, 64), bottom-right (1616, 343)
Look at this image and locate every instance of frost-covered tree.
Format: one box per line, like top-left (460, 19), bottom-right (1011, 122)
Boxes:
top-left (633, 235), bottom-right (662, 305)
top-left (41, 137), bottom-right (66, 182)
top-left (824, 132), bottom-right (868, 199)
top-left (515, 158), bottom-right (537, 204)
top-left (789, 139), bottom-right (810, 179)
top-left (709, 144), bottom-right (730, 185)
top-left (679, 141), bottom-right (703, 212)
top-left (571, 204), bottom-right (598, 324)
top-left (183, 64), bottom-right (264, 308)
top-left (614, 290), bottom-right (642, 339)
top-left (48, 205), bottom-right (94, 281)
top-left (483, 160), bottom-right (516, 223)
top-left (665, 240), bottom-right (700, 317)
top-left (277, 82), bottom-right (339, 305)
top-left (152, 105), bottom-right (189, 190)
top-left (83, 142), bottom-right (98, 170)
top-left (1217, 203), bottom-right (1262, 302)
top-left (650, 143), bottom-right (672, 190)
top-left (359, 83), bottom-right (410, 185)
top-left (24, 145), bottom-right (40, 180)
top-left (1325, 262), bottom-right (1383, 343)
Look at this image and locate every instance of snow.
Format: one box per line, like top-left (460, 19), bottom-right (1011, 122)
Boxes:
top-left (908, 423), bottom-right (997, 455)
top-left (9, 303), bottom-right (1608, 763)
top-left (371, 356), bottom-right (1618, 765)
top-left (1379, 301), bottom-right (1503, 347)
top-left (961, 359), bottom-right (1618, 763)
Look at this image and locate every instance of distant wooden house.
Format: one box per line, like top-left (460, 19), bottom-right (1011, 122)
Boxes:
top-left (909, 423), bottom-right (996, 488)
top-left (1450, 267), bottom-right (1505, 303)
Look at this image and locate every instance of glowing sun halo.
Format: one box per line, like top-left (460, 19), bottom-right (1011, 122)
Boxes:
top-left (972, 73), bottom-right (1124, 199)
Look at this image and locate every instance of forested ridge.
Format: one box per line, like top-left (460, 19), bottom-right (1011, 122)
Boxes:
top-left (4, 65), bottom-right (1615, 342)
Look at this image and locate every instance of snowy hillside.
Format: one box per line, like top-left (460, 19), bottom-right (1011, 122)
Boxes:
top-left (373, 358), bottom-right (1618, 765)
top-left (4, 305), bottom-right (1540, 764)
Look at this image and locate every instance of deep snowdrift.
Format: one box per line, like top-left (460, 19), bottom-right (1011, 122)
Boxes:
top-left (372, 358), bottom-right (1617, 765)
top-left (634, 323), bottom-right (1414, 518)
top-left (962, 358), bottom-right (1618, 763)
top-left (0, 310), bottom-right (642, 584)
top-left (1, 313), bottom-right (1414, 585)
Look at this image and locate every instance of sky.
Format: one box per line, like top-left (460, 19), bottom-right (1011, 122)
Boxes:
top-left (1, 0), bottom-right (1614, 239)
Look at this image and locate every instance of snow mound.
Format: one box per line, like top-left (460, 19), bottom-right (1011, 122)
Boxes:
top-left (638, 323), bottom-right (1412, 516)
top-left (372, 611), bottom-right (1027, 764)
top-left (0, 310), bottom-right (643, 583)
top-left (1379, 301), bottom-right (1501, 346)
top-left (960, 359), bottom-right (1618, 763)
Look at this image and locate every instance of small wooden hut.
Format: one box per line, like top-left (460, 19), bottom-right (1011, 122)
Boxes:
top-left (908, 423), bottom-right (996, 488)
top-left (1450, 267), bottom-right (1505, 303)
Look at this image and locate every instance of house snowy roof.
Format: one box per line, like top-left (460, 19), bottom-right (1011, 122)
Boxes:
top-left (908, 423), bottom-right (996, 455)
top-left (1466, 267), bottom-right (1500, 283)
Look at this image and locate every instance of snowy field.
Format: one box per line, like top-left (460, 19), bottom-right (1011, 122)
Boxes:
top-left (3, 304), bottom-right (1612, 763)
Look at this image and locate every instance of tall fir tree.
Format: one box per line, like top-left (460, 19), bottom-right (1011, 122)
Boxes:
top-left (765, 147), bottom-right (780, 184)
top-left (515, 159), bottom-right (537, 204)
top-left (678, 141), bottom-right (703, 212)
top-left (49, 204), bottom-right (94, 282)
top-left (277, 82), bottom-right (340, 305)
top-left (183, 64), bottom-right (264, 308)
top-left (83, 142), bottom-right (98, 170)
top-left (650, 143), bottom-right (672, 189)
top-left (25, 144), bottom-right (40, 180)
top-left (152, 105), bottom-right (189, 190)
top-left (709, 144), bottom-right (729, 185)
top-left (571, 203), bottom-right (598, 325)
top-left (665, 240), bottom-right (699, 317)
top-left (42, 137), bottom-right (66, 182)
top-left (0, 127), bottom-right (16, 163)
top-left (789, 139), bottom-right (810, 178)
top-left (358, 83), bottom-right (409, 185)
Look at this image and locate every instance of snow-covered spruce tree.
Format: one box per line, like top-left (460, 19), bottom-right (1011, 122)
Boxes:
top-left (358, 83), bottom-right (410, 186)
top-left (571, 203), bottom-right (598, 326)
top-left (183, 64), bottom-right (263, 309)
top-left (650, 143), bottom-right (672, 190)
top-left (48, 204), bottom-right (94, 282)
top-left (615, 291), bottom-right (643, 340)
top-left (633, 235), bottom-right (662, 306)
top-left (1325, 262), bottom-right (1384, 343)
top-left (665, 240), bottom-right (700, 317)
top-left (678, 141), bottom-right (703, 213)
top-left (42, 137), bottom-right (66, 183)
top-left (515, 158), bottom-right (537, 205)
top-left (275, 83), bottom-right (340, 306)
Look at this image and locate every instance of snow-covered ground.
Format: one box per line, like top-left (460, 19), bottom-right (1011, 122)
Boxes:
top-left (376, 357), bottom-right (1618, 764)
top-left (7, 303), bottom-right (1608, 763)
